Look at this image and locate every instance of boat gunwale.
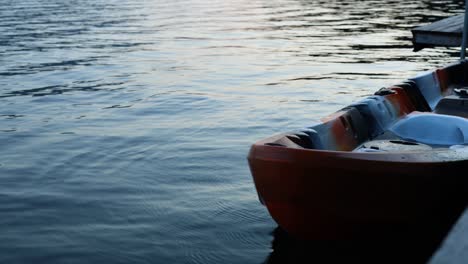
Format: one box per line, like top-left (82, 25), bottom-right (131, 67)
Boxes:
top-left (249, 136), bottom-right (468, 164)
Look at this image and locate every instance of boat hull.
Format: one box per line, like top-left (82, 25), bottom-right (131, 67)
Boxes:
top-left (248, 141), bottom-right (468, 240)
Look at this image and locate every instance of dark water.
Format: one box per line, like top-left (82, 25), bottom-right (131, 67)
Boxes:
top-left (0, 0), bottom-right (464, 263)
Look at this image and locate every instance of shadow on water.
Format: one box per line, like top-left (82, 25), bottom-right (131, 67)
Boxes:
top-left (264, 224), bottom-right (456, 264)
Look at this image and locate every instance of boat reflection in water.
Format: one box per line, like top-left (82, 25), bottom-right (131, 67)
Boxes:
top-left (264, 226), bottom-right (448, 264)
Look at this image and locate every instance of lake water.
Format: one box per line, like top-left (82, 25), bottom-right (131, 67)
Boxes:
top-left (0, 0), bottom-right (464, 263)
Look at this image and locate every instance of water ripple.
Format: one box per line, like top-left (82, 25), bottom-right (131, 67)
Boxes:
top-left (0, 0), bottom-right (464, 263)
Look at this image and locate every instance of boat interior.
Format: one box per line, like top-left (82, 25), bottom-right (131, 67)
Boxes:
top-left (264, 60), bottom-right (468, 157)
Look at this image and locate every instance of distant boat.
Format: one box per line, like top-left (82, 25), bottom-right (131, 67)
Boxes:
top-left (248, 60), bottom-right (468, 240)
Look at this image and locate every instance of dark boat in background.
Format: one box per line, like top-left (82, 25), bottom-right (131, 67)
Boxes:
top-left (248, 60), bottom-right (468, 241)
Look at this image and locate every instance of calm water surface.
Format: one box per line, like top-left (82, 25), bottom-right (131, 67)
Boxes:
top-left (0, 0), bottom-right (464, 263)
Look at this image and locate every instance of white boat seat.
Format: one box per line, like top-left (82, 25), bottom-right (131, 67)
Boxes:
top-left (389, 112), bottom-right (468, 145)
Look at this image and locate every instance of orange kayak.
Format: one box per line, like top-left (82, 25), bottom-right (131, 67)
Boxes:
top-left (248, 60), bottom-right (468, 241)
